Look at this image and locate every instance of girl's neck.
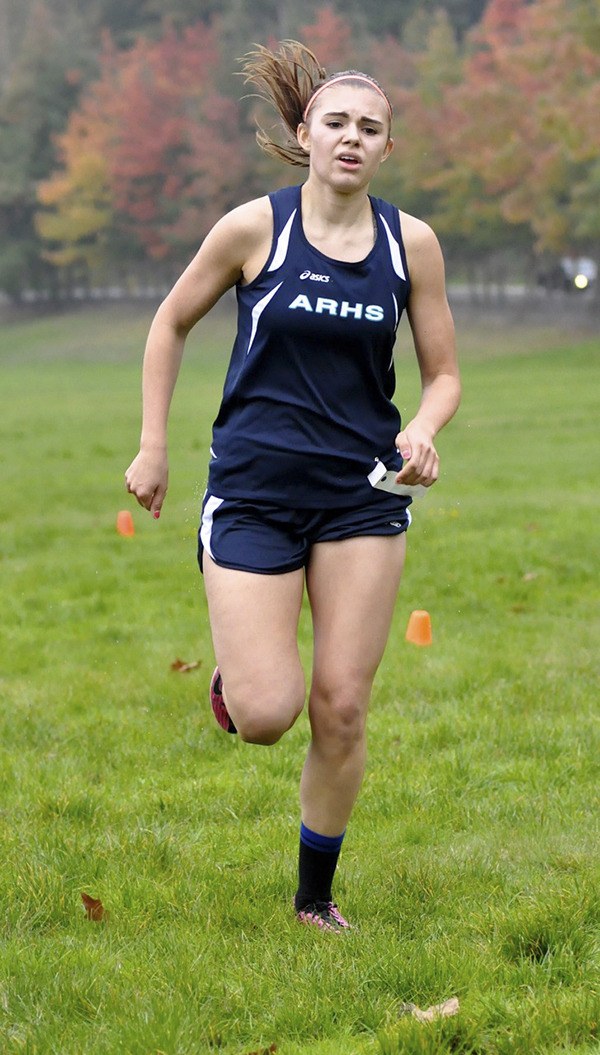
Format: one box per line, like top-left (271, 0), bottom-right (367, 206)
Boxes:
top-left (300, 181), bottom-right (376, 262)
top-left (301, 179), bottom-right (371, 230)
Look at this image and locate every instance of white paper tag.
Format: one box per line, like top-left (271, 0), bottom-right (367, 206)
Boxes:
top-left (367, 461), bottom-right (428, 498)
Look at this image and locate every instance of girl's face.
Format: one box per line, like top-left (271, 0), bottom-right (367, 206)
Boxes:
top-left (297, 82), bottom-right (393, 192)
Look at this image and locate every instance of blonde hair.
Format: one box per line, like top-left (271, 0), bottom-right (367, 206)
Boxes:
top-left (239, 40), bottom-right (393, 168)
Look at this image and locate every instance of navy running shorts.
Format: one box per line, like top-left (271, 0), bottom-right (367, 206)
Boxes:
top-left (198, 491), bottom-right (412, 575)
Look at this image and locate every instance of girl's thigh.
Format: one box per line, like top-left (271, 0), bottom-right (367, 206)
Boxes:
top-left (306, 533), bottom-right (407, 698)
top-left (202, 556), bottom-right (306, 724)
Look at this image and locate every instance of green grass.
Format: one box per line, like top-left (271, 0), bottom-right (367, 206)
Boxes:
top-left (0, 305), bottom-right (599, 1054)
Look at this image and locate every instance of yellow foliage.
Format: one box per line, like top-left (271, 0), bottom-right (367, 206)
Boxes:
top-left (36, 138), bottom-right (112, 269)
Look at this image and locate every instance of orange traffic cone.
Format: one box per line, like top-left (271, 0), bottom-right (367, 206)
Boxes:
top-left (405, 609), bottom-right (432, 646)
top-left (116, 509), bottom-right (135, 537)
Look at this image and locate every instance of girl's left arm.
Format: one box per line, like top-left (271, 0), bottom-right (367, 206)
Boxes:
top-left (395, 213), bottom-right (461, 487)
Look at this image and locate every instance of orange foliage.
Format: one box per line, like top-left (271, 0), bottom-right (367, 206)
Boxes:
top-left (300, 7), bottom-right (355, 73)
top-left (434, 0), bottom-right (600, 249)
top-left (37, 23), bottom-right (247, 264)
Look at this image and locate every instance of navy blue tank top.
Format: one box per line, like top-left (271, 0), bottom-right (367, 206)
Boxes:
top-left (207, 184), bottom-right (411, 508)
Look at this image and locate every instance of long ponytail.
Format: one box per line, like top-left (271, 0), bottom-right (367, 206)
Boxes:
top-left (239, 41), bottom-right (326, 167)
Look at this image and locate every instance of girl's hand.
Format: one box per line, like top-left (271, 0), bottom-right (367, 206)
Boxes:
top-left (125, 448), bottom-right (168, 518)
top-left (394, 421), bottom-right (439, 487)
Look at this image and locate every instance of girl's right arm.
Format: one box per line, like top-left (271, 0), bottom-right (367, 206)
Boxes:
top-left (124, 197), bottom-right (272, 516)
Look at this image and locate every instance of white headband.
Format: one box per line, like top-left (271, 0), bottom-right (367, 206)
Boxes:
top-left (303, 75), bottom-right (393, 122)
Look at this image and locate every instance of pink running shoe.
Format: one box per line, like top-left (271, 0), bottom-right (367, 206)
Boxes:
top-left (296, 901), bottom-right (352, 932)
top-left (326, 902), bottom-right (352, 929)
top-left (210, 667), bottom-right (237, 734)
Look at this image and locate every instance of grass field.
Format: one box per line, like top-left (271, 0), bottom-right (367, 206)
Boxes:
top-left (1, 305), bottom-right (599, 1055)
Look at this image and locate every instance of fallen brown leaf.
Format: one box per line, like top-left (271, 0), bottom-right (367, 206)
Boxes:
top-left (245, 1045), bottom-right (277, 1055)
top-left (399, 996), bottom-right (459, 1023)
top-left (170, 658), bottom-right (202, 673)
top-left (81, 892), bottom-right (107, 921)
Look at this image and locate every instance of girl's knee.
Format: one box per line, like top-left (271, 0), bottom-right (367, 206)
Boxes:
top-left (229, 677), bottom-right (305, 746)
top-left (309, 681), bottom-right (370, 748)
top-left (236, 703), bottom-right (301, 745)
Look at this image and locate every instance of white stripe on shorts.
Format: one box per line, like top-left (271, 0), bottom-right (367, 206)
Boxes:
top-left (200, 495), bottom-right (224, 560)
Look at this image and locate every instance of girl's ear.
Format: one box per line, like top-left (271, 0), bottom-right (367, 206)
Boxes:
top-left (296, 121), bottom-right (310, 153)
top-left (382, 137), bottom-right (394, 162)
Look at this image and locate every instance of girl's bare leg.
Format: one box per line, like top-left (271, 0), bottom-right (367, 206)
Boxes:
top-left (203, 558), bottom-right (306, 745)
top-left (301, 534), bottom-right (407, 833)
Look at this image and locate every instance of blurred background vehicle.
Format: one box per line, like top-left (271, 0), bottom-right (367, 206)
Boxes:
top-left (537, 256), bottom-right (597, 293)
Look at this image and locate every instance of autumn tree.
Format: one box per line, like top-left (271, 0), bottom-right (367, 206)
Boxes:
top-left (429, 1), bottom-right (532, 258)
top-left (299, 6), bottom-right (355, 72)
top-left (437, 0), bottom-right (600, 256)
top-left (369, 0), bottom-right (600, 281)
top-left (0, 1), bottom-right (92, 295)
top-left (369, 11), bottom-right (473, 243)
top-left (37, 22), bottom-right (249, 277)
top-left (108, 23), bottom-right (245, 260)
top-left (35, 39), bottom-right (116, 276)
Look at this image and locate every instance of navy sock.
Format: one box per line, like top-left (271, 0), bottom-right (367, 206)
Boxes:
top-left (294, 823), bottom-right (346, 912)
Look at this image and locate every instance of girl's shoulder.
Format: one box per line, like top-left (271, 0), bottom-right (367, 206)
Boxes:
top-left (396, 211), bottom-right (447, 291)
top-left (205, 196), bottom-right (274, 269)
top-left (371, 197), bottom-right (437, 251)
top-left (398, 210), bottom-right (440, 253)
top-left (220, 195), bottom-right (273, 237)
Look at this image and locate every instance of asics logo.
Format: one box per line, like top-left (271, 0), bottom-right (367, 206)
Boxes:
top-left (300, 270), bottom-right (330, 282)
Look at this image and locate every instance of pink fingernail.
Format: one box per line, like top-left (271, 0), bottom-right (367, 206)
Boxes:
top-left (153, 510), bottom-right (160, 519)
